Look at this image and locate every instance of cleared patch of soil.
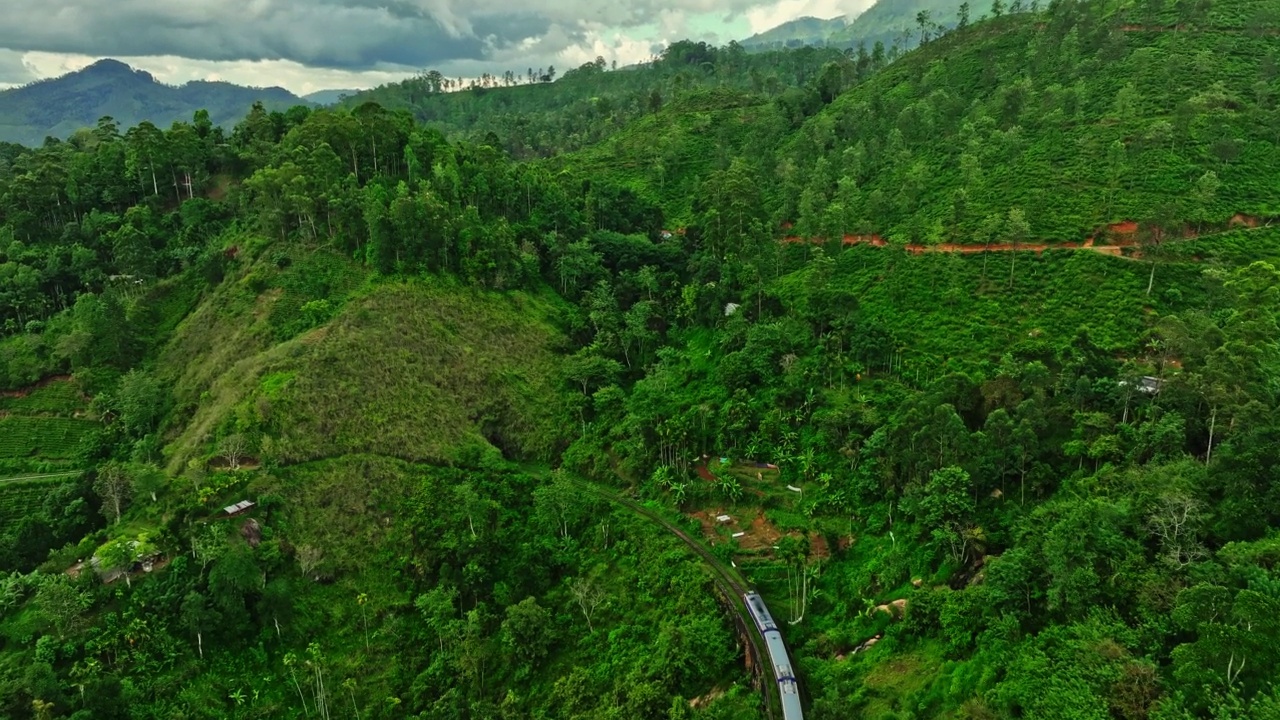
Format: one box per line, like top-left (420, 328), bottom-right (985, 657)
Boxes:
top-left (810, 532), bottom-right (831, 559)
top-left (696, 461), bottom-right (717, 482)
top-left (747, 513), bottom-right (784, 550)
top-left (688, 507), bottom-right (784, 552)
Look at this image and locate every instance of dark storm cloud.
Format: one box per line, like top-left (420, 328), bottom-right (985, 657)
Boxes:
top-left (0, 1), bottom-right (567, 70)
top-left (0, 0), bottom-right (779, 72)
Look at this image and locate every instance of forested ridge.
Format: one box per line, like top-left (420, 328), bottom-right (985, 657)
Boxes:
top-left (2, 0), bottom-right (1280, 718)
top-left (0, 59), bottom-right (304, 148)
top-left (339, 41), bottom-right (851, 159)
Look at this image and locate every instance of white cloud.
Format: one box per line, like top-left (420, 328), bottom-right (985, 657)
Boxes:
top-left (1, 0), bottom-right (861, 93)
top-left (0, 49), bottom-right (37, 87)
top-left (18, 51), bottom-right (409, 95)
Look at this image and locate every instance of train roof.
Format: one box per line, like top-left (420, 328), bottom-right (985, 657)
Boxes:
top-left (780, 691), bottom-right (804, 719)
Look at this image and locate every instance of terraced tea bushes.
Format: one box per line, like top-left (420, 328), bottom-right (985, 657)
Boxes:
top-left (0, 416), bottom-right (93, 462)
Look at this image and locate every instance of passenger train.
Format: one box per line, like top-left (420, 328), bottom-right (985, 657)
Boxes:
top-left (743, 592), bottom-right (803, 720)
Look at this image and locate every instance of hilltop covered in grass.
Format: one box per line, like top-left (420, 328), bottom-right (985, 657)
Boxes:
top-left (158, 259), bottom-right (572, 473)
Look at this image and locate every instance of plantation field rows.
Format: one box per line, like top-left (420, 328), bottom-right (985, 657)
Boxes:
top-left (0, 475), bottom-right (75, 527)
top-left (0, 377), bottom-right (85, 415)
top-left (0, 416), bottom-right (94, 460)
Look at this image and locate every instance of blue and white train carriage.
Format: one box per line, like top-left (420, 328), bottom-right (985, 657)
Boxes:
top-left (744, 592), bottom-right (803, 720)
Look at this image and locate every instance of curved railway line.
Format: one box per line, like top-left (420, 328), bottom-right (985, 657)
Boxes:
top-left (571, 479), bottom-right (804, 720)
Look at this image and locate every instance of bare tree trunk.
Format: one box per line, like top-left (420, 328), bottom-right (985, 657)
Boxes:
top-left (1206, 406), bottom-right (1217, 464)
top-left (291, 672), bottom-right (310, 717)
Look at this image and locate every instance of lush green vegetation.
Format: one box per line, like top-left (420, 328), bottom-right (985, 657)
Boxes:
top-left (0, 378), bottom-right (96, 575)
top-left (2, 0), bottom-right (1280, 717)
top-left (343, 41), bottom-right (848, 159)
top-left (0, 416), bottom-right (93, 461)
top-left (0, 379), bottom-right (84, 416)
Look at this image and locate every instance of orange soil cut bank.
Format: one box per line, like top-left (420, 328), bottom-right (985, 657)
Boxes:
top-left (778, 217), bottom-right (1266, 256)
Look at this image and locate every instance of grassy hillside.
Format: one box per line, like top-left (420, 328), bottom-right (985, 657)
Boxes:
top-left (258, 282), bottom-right (571, 465)
top-left (158, 248), bottom-right (572, 474)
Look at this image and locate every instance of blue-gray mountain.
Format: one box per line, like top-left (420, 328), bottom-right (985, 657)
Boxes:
top-left (0, 59), bottom-right (305, 147)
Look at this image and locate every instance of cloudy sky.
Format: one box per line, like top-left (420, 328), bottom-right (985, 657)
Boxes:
top-left (0, 0), bottom-right (873, 96)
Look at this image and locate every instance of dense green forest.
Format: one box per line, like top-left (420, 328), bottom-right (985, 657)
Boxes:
top-left (2, 0), bottom-right (1280, 717)
top-left (340, 41), bottom-right (850, 159)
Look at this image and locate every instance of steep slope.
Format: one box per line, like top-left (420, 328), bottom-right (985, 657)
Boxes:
top-left (603, 0), bottom-right (1280, 245)
top-left (0, 59), bottom-right (305, 146)
top-left (156, 248), bottom-right (573, 474)
top-left (773, 0), bottom-right (1280, 243)
top-left (341, 43), bottom-right (846, 158)
top-left (828, 0), bottom-right (971, 48)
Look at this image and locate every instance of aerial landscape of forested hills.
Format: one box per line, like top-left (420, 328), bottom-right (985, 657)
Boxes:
top-left (1, 0), bottom-right (1280, 717)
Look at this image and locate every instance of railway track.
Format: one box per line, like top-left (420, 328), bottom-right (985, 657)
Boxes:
top-left (570, 479), bottom-right (795, 720)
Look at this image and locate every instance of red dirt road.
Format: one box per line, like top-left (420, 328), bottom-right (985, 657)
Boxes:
top-left (780, 217), bottom-right (1267, 258)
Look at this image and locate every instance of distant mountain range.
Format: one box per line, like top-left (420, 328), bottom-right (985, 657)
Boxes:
top-left (0, 59), bottom-right (311, 146)
top-left (741, 0), bottom-right (969, 51)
